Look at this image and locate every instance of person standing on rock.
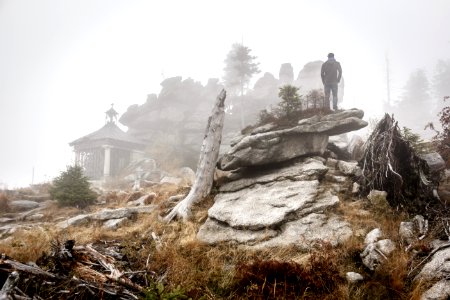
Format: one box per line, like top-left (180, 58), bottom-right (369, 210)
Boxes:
top-left (321, 53), bottom-right (342, 110)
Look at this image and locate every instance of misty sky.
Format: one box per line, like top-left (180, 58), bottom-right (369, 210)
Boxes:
top-left (1, 0), bottom-right (449, 187)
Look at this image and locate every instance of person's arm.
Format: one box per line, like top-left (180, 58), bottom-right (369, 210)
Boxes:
top-left (337, 62), bottom-right (342, 83)
top-left (321, 63), bottom-right (325, 84)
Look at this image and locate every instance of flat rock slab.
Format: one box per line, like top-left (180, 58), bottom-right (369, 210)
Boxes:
top-left (219, 109), bottom-right (368, 170)
top-left (219, 158), bottom-right (328, 192)
top-left (56, 205), bottom-right (157, 229)
top-left (9, 200), bottom-right (40, 211)
top-left (219, 133), bottom-right (329, 170)
top-left (197, 218), bottom-right (278, 244)
top-left (209, 180), bottom-right (320, 230)
top-left (256, 213), bottom-right (352, 249)
top-left (198, 212), bottom-right (352, 249)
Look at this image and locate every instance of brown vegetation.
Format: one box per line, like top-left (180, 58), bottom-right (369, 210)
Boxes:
top-left (0, 181), bottom-right (446, 299)
top-left (0, 193), bottom-right (10, 213)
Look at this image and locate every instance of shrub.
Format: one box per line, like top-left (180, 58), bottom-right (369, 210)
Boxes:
top-left (49, 165), bottom-right (97, 208)
top-left (401, 126), bottom-right (432, 154)
top-left (233, 243), bottom-right (342, 299)
top-left (276, 84), bottom-right (303, 121)
top-left (305, 89), bottom-right (325, 109)
top-left (0, 193), bottom-right (10, 213)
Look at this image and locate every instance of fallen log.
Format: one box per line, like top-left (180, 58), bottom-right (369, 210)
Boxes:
top-left (0, 271), bottom-right (19, 300)
top-left (165, 89), bottom-right (227, 221)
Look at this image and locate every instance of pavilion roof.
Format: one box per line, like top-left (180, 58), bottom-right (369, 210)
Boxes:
top-left (69, 122), bottom-right (145, 148)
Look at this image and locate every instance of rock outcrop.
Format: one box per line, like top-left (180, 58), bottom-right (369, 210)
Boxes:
top-left (197, 109), bottom-right (368, 249)
top-left (118, 62), bottom-right (347, 169)
top-left (219, 109), bottom-right (367, 170)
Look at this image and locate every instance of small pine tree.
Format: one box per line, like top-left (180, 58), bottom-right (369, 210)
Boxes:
top-left (276, 85), bottom-right (303, 121)
top-left (49, 165), bottom-right (97, 208)
top-left (401, 126), bottom-right (431, 154)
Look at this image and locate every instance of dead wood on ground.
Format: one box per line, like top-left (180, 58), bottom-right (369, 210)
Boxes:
top-left (0, 240), bottom-right (149, 299)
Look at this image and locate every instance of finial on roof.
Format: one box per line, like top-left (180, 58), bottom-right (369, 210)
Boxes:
top-left (105, 103), bottom-right (119, 124)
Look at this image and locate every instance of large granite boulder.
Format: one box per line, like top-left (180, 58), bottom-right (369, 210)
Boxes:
top-left (218, 109), bottom-right (367, 170)
top-left (198, 157), bottom-right (353, 249)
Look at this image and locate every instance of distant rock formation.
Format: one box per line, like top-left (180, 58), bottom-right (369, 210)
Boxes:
top-left (119, 77), bottom-right (224, 168)
top-left (279, 63), bottom-right (294, 85)
top-left (119, 62), bottom-right (346, 169)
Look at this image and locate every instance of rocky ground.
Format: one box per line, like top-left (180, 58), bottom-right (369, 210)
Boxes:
top-left (1, 108), bottom-right (449, 299)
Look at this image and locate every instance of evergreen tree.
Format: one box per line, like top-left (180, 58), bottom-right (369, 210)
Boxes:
top-left (277, 85), bottom-right (302, 120)
top-left (223, 43), bottom-right (260, 96)
top-left (223, 43), bottom-right (260, 128)
top-left (394, 69), bottom-right (432, 137)
top-left (432, 59), bottom-right (450, 115)
top-left (49, 165), bottom-right (97, 208)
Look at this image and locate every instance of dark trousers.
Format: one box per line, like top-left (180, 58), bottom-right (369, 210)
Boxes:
top-left (324, 83), bottom-right (338, 110)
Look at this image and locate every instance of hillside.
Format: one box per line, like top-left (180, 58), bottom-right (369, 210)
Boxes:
top-left (1, 109), bottom-right (449, 300)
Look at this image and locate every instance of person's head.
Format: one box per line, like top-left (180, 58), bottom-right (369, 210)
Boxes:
top-left (327, 53), bottom-right (335, 58)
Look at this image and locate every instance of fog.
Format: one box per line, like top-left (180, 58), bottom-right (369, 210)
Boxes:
top-left (0, 0), bottom-right (449, 187)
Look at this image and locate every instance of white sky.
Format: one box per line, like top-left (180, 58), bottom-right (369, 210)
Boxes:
top-left (1, 0), bottom-right (449, 187)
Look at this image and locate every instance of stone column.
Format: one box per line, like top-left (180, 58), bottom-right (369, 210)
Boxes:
top-left (74, 151), bottom-right (80, 166)
top-left (103, 145), bottom-right (112, 178)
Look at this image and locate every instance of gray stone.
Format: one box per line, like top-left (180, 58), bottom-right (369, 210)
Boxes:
top-left (177, 167), bottom-right (195, 186)
top-left (326, 158), bottom-right (338, 169)
top-left (416, 246), bottom-right (450, 281)
top-left (420, 152), bottom-right (445, 173)
top-left (129, 205), bottom-right (157, 214)
top-left (127, 193), bottom-right (156, 207)
top-left (209, 180), bottom-right (320, 229)
top-left (91, 208), bottom-right (135, 221)
top-left (218, 109), bottom-right (368, 170)
top-left (219, 132), bottom-right (329, 170)
top-left (218, 158), bottom-right (328, 192)
top-left (367, 190), bottom-right (389, 208)
top-left (364, 228), bottom-right (383, 245)
top-left (346, 272), bottom-right (364, 283)
top-left (325, 174), bottom-right (347, 183)
top-left (8, 200), bottom-right (40, 211)
top-left (160, 176), bottom-right (182, 185)
top-left (352, 182), bottom-right (360, 194)
top-left (25, 213), bottom-right (44, 221)
top-left (399, 221), bottom-right (415, 245)
top-left (57, 214), bottom-right (91, 229)
top-left (361, 239), bottom-right (395, 270)
top-left (421, 279), bottom-right (450, 300)
top-left (250, 123), bottom-right (278, 135)
top-left (0, 218), bottom-right (14, 224)
top-left (257, 213), bottom-right (352, 249)
top-left (197, 218), bottom-right (278, 244)
top-left (347, 135), bottom-right (365, 161)
top-left (103, 218), bottom-right (128, 230)
top-left (337, 160), bottom-right (362, 176)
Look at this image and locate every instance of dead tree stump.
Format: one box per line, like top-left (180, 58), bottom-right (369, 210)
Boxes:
top-left (165, 89), bottom-right (226, 221)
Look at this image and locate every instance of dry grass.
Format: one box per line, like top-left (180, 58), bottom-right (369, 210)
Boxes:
top-left (0, 226), bottom-right (58, 262)
top-left (0, 186), bottom-right (441, 299)
top-left (0, 193), bottom-right (10, 213)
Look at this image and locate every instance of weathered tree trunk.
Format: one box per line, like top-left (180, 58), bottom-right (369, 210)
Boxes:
top-left (0, 271), bottom-right (19, 300)
top-left (165, 89), bottom-right (226, 222)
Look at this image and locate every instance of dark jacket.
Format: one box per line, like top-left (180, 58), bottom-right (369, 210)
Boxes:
top-left (321, 58), bottom-right (342, 84)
